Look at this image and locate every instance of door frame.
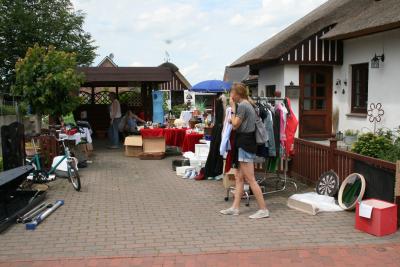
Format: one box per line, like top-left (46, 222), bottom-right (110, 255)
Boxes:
top-left (299, 66), bottom-right (333, 139)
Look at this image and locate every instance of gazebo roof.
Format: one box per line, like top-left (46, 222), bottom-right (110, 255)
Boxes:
top-left (78, 67), bottom-right (172, 87)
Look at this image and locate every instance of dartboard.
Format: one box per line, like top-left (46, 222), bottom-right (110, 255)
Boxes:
top-left (316, 170), bottom-right (340, 196)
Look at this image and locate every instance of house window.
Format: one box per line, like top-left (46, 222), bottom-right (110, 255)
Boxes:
top-left (351, 63), bottom-right (369, 113)
top-left (265, 85), bottom-right (276, 97)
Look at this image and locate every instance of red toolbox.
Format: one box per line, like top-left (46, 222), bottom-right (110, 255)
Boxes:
top-left (355, 199), bottom-right (397, 236)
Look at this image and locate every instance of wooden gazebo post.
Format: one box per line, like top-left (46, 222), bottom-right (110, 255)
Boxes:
top-left (90, 86), bottom-right (95, 104)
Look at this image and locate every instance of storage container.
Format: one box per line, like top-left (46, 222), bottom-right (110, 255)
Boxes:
top-left (355, 199), bottom-right (397, 236)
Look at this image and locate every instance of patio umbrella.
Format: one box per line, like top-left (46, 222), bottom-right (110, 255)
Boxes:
top-left (190, 80), bottom-right (231, 93)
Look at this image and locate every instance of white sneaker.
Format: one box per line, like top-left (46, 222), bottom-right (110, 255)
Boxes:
top-left (189, 170), bottom-right (197, 179)
top-left (219, 207), bottom-right (239, 216)
top-left (249, 209), bottom-right (270, 219)
top-left (183, 169), bottom-right (192, 179)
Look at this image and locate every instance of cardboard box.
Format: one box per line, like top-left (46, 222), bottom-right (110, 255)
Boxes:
top-left (195, 144), bottom-right (209, 160)
top-left (190, 158), bottom-right (206, 167)
top-left (124, 136), bottom-right (143, 157)
top-left (223, 173), bottom-right (236, 189)
top-left (143, 137), bottom-right (166, 153)
top-left (355, 199), bottom-right (398, 236)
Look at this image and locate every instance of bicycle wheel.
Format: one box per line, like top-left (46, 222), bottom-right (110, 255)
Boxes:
top-left (68, 162), bottom-right (81, 191)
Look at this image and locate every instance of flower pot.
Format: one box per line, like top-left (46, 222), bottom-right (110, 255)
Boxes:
top-left (344, 135), bottom-right (357, 145)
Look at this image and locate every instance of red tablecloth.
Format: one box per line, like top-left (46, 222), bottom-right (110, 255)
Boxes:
top-left (141, 128), bottom-right (188, 147)
top-left (182, 133), bottom-right (204, 153)
top-left (164, 128), bottom-right (187, 147)
top-left (140, 128), bottom-right (164, 138)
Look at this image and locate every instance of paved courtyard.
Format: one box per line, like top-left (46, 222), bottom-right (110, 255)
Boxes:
top-left (0, 143), bottom-right (399, 265)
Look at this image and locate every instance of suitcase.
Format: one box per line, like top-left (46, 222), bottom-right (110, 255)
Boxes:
top-left (0, 165), bottom-right (46, 233)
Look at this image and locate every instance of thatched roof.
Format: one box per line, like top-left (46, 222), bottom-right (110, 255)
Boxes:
top-left (231, 0), bottom-right (399, 67)
top-left (322, 0), bottom-right (400, 39)
top-left (223, 66), bottom-right (249, 82)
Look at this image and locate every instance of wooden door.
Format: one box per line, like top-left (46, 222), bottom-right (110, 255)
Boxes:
top-left (299, 66), bottom-right (333, 138)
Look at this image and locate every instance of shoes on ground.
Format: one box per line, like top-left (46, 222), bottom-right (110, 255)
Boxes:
top-left (249, 209), bottom-right (270, 219)
top-left (214, 174), bottom-right (223, 181)
top-left (183, 169), bottom-right (193, 179)
top-left (188, 170), bottom-right (198, 179)
top-left (219, 207), bottom-right (239, 216)
top-left (194, 168), bottom-right (205, 180)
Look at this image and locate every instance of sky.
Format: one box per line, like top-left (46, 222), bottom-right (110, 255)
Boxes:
top-left (71, 0), bottom-right (327, 85)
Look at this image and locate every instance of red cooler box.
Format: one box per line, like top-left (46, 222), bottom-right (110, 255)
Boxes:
top-left (355, 199), bottom-right (397, 236)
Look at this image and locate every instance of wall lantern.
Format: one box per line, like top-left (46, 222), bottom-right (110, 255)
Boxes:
top-left (371, 53), bottom-right (385, 68)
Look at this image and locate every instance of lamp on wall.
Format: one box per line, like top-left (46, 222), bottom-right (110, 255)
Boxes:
top-left (371, 53), bottom-right (385, 68)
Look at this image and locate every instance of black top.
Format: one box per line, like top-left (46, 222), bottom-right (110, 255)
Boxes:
top-left (235, 132), bottom-right (257, 154)
top-left (214, 97), bottom-right (224, 125)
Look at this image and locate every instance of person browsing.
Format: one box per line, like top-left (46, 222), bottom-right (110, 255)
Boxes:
top-left (220, 82), bottom-right (270, 219)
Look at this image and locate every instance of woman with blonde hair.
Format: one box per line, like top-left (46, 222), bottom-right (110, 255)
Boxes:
top-left (220, 82), bottom-right (269, 219)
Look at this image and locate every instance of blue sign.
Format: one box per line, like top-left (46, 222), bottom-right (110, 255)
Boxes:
top-left (152, 91), bottom-right (164, 124)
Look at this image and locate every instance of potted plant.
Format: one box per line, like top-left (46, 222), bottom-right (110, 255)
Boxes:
top-left (344, 129), bottom-right (359, 145)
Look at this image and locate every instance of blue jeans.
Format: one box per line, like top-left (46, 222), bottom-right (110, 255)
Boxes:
top-left (238, 148), bottom-right (256, 163)
top-left (108, 118), bottom-right (121, 146)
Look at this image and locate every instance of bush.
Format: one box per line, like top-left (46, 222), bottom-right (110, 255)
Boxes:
top-left (0, 104), bottom-right (16, 115)
top-left (171, 104), bottom-right (188, 118)
top-left (344, 129), bottom-right (359, 136)
top-left (352, 132), bottom-right (393, 158)
top-left (378, 140), bottom-right (400, 163)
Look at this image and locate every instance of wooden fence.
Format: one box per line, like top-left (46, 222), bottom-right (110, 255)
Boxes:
top-left (290, 138), bottom-right (399, 224)
top-left (291, 138), bottom-right (397, 183)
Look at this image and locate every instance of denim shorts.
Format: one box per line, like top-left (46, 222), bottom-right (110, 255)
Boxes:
top-left (238, 148), bottom-right (256, 163)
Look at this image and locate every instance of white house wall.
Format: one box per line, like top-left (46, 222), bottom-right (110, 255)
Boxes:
top-left (283, 65), bottom-right (300, 122)
top-left (333, 28), bottom-right (400, 133)
top-left (257, 64), bottom-right (300, 133)
top-left (258, 65), bottom-right (284, 96)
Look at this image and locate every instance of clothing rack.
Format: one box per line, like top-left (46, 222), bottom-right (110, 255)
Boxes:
top-left (254, 96), bottom-right (297, 195)
top-left (225, 96), bottom-right (298, 206)
top-left (252, 96), bottom-right (286, 101)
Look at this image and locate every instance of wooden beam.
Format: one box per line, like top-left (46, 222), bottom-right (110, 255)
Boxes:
top-left (91, 87), bottom-right (95, 105)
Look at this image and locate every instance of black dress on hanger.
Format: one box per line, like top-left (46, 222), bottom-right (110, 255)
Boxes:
top-left (204, 96), bottom-right (224, 178)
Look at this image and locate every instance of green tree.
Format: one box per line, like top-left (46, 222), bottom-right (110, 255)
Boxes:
top-left (0, 0), bottom-right (96, 93)
top-left (12, 44), bottom-right (84, 132)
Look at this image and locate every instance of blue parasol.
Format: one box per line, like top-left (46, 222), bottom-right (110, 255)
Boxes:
top-left (190, 80), bottom-right (231, 93)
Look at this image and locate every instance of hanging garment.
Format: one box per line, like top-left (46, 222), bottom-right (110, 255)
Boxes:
top-left (273, 105), bottom-right (281, 157)
top-left (220, 107), bottom-right (232, 158)
top-left (277, 103), bottom-right (288, 147)
top-left (284, 98), bottom-right (299, 156)
top-left (257, 102), bottom-right (269, 121)
top-left (266, 156), bottom-right (280, 172)
top-left (204, 96), bottom-right (225, 178)
top-left (224, 131), bottom-right (236, 173)
top-left (264, 109), bottom-right (276, 157)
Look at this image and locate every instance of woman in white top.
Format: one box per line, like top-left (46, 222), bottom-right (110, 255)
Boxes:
top-left (108, 92), bottom-right (122, 148)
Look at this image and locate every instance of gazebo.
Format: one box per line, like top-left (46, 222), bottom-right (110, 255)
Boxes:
top-left (76, 65), bottom-right (172, 136)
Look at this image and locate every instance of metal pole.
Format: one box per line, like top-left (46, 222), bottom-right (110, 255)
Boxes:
top-left (26, 200), bottom-right (64, 230)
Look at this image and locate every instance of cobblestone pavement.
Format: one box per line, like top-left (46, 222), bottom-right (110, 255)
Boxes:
top-left (0, 143), bottom-right (399, 263)
top-left (1, 243), bottom-right (400, 267)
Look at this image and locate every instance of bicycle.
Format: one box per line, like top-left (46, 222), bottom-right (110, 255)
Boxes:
top-left (26, 134), bottom-right (81, 191)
